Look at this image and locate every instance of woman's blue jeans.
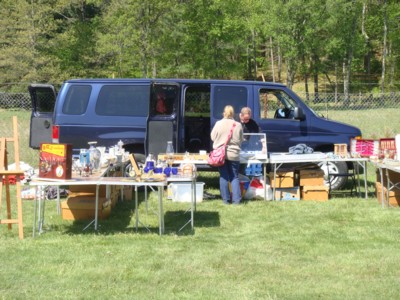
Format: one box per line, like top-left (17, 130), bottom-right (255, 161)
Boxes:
top-left (218, 160), bottom-right (241, 204)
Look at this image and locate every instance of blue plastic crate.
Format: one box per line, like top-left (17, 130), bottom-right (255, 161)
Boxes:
top-left (245, 163), bottom-right (263, 176)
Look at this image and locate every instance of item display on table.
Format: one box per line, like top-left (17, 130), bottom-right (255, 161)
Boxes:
top-left (39, 143), bottom-right (72, 179)
top-left (240, 133), bottom-right (267, 160)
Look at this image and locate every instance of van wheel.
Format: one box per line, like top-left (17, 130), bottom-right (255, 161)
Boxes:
top-left (124, 153), bottom-right (146, 176)
top-left (132, 153), bottom-right (146, 165)
top-left (317, 161), bottom-right (348, 190)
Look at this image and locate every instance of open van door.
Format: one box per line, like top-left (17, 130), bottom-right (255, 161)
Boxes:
top-left (145, 82), bottom-right (180, 158)
top-left (28, 84), bottom-right (57, 149)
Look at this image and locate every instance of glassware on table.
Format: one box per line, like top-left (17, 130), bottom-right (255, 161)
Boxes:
top-left (88, 141), bottom-right (101, 171)
top-left (144, 153), bottom-right (156, 173)
top-left (166, 141), bottom-right (175, 167)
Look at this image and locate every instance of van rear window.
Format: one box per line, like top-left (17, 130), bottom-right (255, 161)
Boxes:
top-left (62, 85), bottom-right (91, 115)
top-left (96, 85), bottom-right (149, 117)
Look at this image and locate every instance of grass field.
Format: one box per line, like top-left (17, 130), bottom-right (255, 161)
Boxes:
top-left (1, 179), bottom-right (400, 299)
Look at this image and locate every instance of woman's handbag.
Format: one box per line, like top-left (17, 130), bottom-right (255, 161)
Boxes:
top-left (208, 123), bottom-right (236, 167)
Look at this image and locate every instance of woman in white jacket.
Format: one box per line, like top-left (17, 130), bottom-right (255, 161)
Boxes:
top-left (210, 105), bottom-right (243, 204)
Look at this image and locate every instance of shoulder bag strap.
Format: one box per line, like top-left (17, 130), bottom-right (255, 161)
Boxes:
top-left (224, 122), bottom-right (236, 146)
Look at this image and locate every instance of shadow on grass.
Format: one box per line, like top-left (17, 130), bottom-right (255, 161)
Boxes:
top-left (164, 210), bottom-right (220, 235)
top-left (62, 195), bottom-right (220, 236)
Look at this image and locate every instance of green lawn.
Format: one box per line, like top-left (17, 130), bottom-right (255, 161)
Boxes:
top-left (1, 176), bottom-right (400, 299)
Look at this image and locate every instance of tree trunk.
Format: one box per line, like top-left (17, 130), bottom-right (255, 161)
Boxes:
top-left (270, 37), bottom-right (275, 82)
top-left (335, 63), bottom-right (339, 104)
top-left (362, 2), bottom-right (371, 75)
top-left (286, 59), bottom-right (295, 89)
top-left (277, 44), bottom-right (282, 82)
top-left (343, 0), bottom-right (358, 106)
top-left (313, 54), bottom-right (319, 104)
top-left (381, 0), bottom-right (387, 93)
top-left (302, 55), bottom-right (309, 102)
top-left (252, 29), bottom-right (257, 79)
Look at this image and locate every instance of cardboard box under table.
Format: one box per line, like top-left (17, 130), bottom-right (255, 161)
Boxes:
top-left (299, 169), bottom-right (325, 186)
top-left (301, 185), bottom-right (329, 202)
top-left (274, 186), bottom-right (300, 201)
top-left (375, 182), bottom-right (400, 207)
top-left (61, 194), bottom-right (111, 220)
top-left (269, 171), bottom-right (295, 188)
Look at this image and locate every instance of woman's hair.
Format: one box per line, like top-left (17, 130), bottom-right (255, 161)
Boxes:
top-left (223, 105), bottom-right (234, 119)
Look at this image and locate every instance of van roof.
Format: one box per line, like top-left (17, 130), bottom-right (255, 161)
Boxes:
top-left (64, 78), bottom-right (287, 87)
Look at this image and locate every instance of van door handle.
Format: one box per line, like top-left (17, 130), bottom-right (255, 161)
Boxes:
top-left (44, 120), bottom-right (51, 129)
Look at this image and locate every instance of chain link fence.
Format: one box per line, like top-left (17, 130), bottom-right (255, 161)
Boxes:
top-left (1, 85), bottom-right (399, 167)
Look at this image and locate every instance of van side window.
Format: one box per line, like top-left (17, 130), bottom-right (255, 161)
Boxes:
top-left (62, 85), bottom-right (91, 115)
top-left (259, 89), bottom-right (296, 119)
top-left (213, 86), bottom-right (247, 118)
top-left (96, 85), bottom-right (149, 116)
top-left (185, 86), bottom-right (210, 117)
top-left (151, 85), bottom-right (178, 116)
top-left (184, 86), bottom-right (211, 152)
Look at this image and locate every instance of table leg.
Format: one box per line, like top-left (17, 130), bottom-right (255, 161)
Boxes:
top-left (39, 186), bottom-right (46, 234)
top-left (191, 179), bottom-right (195, 230)
top-left (263, 163), bottom-right (267, 201)
top-left (385, 167), bottom-right (390, 207)
top-left (158, 186), bottom-right (164, 235)
top-left (56, 186), bottom-right (61, 214)
top-left (135, 186), bottom-right (139, 232)
top-left (95, 184), bottom-right (99, 230)
top-left (379, 167), bottom-right (385, 208)
top-left (32, 186), bottom-right (38, 238)
top-left (363, 161), bottom-right (368, 199)
top-left (272, 163), bottom-right (277, 201)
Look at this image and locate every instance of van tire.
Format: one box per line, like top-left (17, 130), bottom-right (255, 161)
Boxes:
top-left (133, 153), bottom-right (146, 165)
top-left (317, 161), bottom-right (348, 191)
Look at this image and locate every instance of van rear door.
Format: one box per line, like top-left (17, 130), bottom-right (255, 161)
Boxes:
top-left (146, 82), bottom-right (180, 157)
top-left (28, 84), bottom-right (57, 148)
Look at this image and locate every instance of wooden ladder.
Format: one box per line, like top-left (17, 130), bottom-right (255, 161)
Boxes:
top-left (0, 116), bottom-right (24, 239)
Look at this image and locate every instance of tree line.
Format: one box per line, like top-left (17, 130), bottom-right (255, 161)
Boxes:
top-left (1, 0), bottom-right (399, 95)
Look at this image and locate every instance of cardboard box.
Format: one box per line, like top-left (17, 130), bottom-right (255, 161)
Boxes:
top-left (376, 182), bottom-right (400, 207)
top-left (334, 144), bottom-right (348, 157)
top-left (39, 143), bottom-right (72, 179)
top-left (299, 169), bottom-right (325, 186)
top-left (274, 186), bottom-right (300, 201)
top-left (376, 169), bottom-right (400, 187)
top-left (123, 186), bottom-right (133, 201)
top-left (301, 185), bottom-right (329, 201)
top-left (61, 195), bottom-right (111, 220)
top-left (379, 138), bottom-right (396, 159)
top-left (68, 185), bottom-right (107, 197)
top-left (269, 171), bottom-right (294, 188)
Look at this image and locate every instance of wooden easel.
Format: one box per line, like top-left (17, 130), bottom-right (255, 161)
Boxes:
top-left (0, 116), bottom-right (24, 239)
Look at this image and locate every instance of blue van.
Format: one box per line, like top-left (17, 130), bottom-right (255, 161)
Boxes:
top-left (29, 78), bottom-right (361, 189)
